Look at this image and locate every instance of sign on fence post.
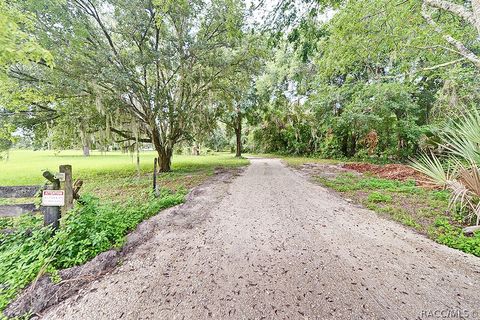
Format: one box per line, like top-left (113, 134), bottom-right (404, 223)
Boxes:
top-left (42, 186), bottom-right (61, 230)
top-left (42, 169), bottom-right (61, 230)
top-left (42, 190), bottom-right (65, 206)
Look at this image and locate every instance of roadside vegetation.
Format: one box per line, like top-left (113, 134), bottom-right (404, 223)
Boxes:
top-left (0, 150), bottom-right (247, 201)
top-left (0, 150), bottom-right (248, 312)
top-left (412, 112), bottom-right (480, 229)
top-left (320, 173), bottom-right (480, 257)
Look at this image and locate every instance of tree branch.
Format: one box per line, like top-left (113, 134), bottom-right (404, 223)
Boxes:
top-left (110, 127), bottom-right (151, 143)
top-left (422, 2), bottom-right (480, 68)
top-left (420, 58), bottom-right (466, 71)
top-left (424, 0), bottom-right (476, 25)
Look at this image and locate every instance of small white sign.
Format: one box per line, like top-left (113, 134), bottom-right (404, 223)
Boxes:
top-left (42, 190), bottom-right (65, 207)
top-left (54, 173), bottom-right (66, 182)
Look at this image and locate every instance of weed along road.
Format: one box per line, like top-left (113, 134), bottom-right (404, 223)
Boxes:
top-left (43, 158), bottom-right (480, 319)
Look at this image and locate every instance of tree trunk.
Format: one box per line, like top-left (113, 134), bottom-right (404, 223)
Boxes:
top-left (341, 134), bottom-right (349, 156)
top-left (350, 134), bottom-right (357, 157)
top-left (235, 115), bottom-right (242, 158)
top-left (423, 0), bottom-right (480, 69)
top-left (83, 145), bottom-right (90, 157)
top-left (136, 143), bottom-right (140, 177)
top-left (151, 127), bottom-right (174, 172)
top-left (157, 147), bottom-right (172, 172)
top-left (473, 0), bottom-right (480, 35)
top-left (193, 142), bottom-right (200, 156)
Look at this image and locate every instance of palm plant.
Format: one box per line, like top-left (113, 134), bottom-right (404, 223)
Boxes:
top-left (411, 111), bottom-right (480, 226)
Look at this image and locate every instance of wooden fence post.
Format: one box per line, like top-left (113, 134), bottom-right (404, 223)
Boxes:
top-left (153, 158), bottom-right (158, 197)
top-left (43, 186), bottom-right (61, 230)
top-left (59, 165), bottom-right (73, 214)
top-left (42, 171), bottom-right (61, 230)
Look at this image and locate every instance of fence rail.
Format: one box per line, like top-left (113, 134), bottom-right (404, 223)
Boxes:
top-left (0, 186), bottom-right (41, 198)
top-left (0, 186), bottom-right (43, 217)
top-left (0, 165), bottom-right (78, 230)
top-left (0, 204), bottom-right (46, 217)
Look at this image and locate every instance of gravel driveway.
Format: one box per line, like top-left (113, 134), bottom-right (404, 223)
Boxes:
top-left (43, 158), bottom-right (480, 320)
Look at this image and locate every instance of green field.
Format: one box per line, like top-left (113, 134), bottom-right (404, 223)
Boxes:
top-left (0, 149), bottom-right (247, 185)
top-left (0, 150), bottom-right (249, 202)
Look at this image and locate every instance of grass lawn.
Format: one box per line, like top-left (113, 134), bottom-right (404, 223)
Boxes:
top-left (0, 149), bottom-right (248, 313)
top-left (0, 149), bottom-right (248, 202)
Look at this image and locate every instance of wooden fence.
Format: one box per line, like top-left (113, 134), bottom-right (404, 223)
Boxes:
top-left (0, 165), bottom-right (80, 229)
top-left (0, 186), bottom-right (44, 216)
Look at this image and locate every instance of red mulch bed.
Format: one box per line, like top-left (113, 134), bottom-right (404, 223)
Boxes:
top-left (343, 163), bottom-right (435, 187)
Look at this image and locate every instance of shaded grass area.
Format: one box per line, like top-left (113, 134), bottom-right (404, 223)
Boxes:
top-left (0, 150), bottom-right (249, 313)
top-left (317, 172), bottom-right (480, 256)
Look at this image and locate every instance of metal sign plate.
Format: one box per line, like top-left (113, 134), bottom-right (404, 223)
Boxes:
top-left (42, 190), bottom-right (65, 206)
top-left (54, 173), bottom-right (66, 182)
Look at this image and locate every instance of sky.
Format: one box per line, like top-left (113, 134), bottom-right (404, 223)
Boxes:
top-left (245, 0), bottom-right (281, 27)
top-left (245, 0), bottom-right (336, 30)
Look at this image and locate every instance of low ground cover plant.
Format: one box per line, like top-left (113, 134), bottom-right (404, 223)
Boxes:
top-left (0, 191), bottom-right (184, 311)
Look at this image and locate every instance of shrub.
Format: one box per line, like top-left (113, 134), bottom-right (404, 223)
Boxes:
top-left (411, 111), bottom-right (480, 226)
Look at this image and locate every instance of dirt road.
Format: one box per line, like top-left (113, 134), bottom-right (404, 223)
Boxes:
top-left (43, 158), bottom-right (480, 320)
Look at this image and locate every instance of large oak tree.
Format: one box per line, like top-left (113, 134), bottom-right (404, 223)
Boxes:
top-left (11, 0), bottom-right (249, 171)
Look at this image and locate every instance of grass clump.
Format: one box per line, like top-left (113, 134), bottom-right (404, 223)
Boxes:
top-left (367, 192), bottom-right (392, 203)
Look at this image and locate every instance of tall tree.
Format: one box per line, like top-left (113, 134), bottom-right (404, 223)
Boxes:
top-left (216, 34), bottom-right (265, 157)
top-left (11, 0), bottom-right (249, 171)
top-left (0, 0), bottom-right (52, 157)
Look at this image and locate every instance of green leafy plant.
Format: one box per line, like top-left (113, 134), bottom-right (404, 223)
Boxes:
top-left (0, 190), bottom-right (185, 312)
top-left (367, 192), bottom-right (392, 203)
top-left (411, 111), bottom-right (480, 226)
top-left (430, 218), bottom-right (480, 256)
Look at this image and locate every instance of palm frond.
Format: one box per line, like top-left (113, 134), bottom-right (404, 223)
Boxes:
top-left (443, 134), bottom-right (480, 164)
top-left (410, 153), bottom-right (455, 187)
top-left (444, 110), bottom-right (480, 165)
top-left (458, 164), bottom-right (480, 198)
top-left (411, 110), bottom-right (480, 226)
top-left (454, 110), bottom-right (480, 145)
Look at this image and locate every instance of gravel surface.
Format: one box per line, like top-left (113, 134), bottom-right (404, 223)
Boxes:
top-left (42, 158), bottom-right (480, 320)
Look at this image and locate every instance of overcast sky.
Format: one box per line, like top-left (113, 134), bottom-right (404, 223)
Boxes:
top-left (245, 0), bottom-right (335, 30)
